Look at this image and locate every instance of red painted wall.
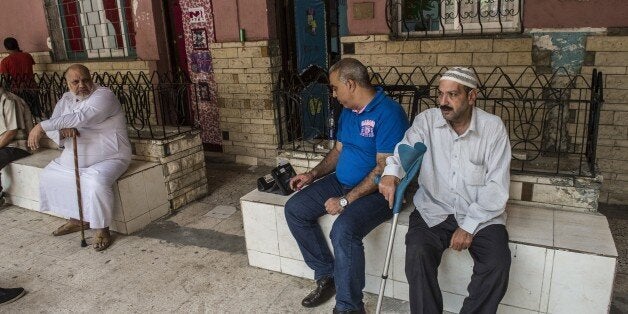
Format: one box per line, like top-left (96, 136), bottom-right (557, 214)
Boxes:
top-left (346, 0), bottom-right (389, 35)
top-left (525, 0), bottom-right (628, 28)
top-left (0, 0), bottom-right (48, 52)
top-left (213, 0), bottom-right (274, 42)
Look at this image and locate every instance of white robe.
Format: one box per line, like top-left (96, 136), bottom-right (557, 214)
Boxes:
top-left (39, 86), bottom-right (132, 228)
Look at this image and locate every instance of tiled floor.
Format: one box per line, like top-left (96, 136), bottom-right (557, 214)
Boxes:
top-left (0, 159), bottom-right (625, 313)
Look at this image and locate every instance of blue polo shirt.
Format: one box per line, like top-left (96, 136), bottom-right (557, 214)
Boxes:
top-left (335, 87), bottom-right (409, 187)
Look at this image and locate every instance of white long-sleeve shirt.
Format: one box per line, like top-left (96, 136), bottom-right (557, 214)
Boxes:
top-left (383, 107), bottom-right (511, 234)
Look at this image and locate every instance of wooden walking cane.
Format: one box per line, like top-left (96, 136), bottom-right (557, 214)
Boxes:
top-left (72, 134), bottom-right (88, 247)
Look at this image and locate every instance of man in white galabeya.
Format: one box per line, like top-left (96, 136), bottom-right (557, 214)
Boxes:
top-left (27, 64), bottom-right (131, 251)
top-left (379, 67), bottom-right (512, 313)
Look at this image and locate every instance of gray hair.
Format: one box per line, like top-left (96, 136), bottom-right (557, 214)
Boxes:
top-left (329, 58), bottom-right (372, 88)
top-left (64, 64), bottom-right (91, 79)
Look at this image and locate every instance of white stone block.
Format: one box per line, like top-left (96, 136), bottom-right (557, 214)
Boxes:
top-left (364, 273), bottom-right (393, 297)
top-left (502, 244), bottom-right (547, 311)
top-left (276, 205), bottom-right (304, 260)
top-left (118, 172), bottom-right (150, 221)
top-left (442, 291), bottom-right (466, 313)
top-left (144, 165), bottom-right (168, 211)
top-left (547, 250), bottom-right (615, 314)
top-left (280, 257), bottom-right (313, 279)
top-left (439, 250), bottom-right (473, 296)
top-left (248, 250), bottom-right (281, 272)
top-left (241, 201), bottom-right (279, 255)
top-left (393, 280), bottom-right (409, 301)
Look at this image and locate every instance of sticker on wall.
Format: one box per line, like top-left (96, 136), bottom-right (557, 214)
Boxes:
top-left (198, 81), bottom-right (211, 101)
top-left (188, 7), bottom-right (207, 24)
top-left (190, 51), bottom-right (212, 73)
top-left (192, 28), bottom-right (208, 50)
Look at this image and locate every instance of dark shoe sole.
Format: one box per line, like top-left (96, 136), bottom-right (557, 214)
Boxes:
top-left (0, 289), bottom-right (26, 305)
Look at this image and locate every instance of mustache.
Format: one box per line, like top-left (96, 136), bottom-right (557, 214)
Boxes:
top-left (440, 105), bottom-right (453, 111)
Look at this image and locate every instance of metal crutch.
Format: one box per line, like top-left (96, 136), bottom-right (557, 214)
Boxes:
top-left (375, 142), bottom-right (427, 314)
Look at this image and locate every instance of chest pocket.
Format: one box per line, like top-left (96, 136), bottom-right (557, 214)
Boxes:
top-left (465, 161), bottom-right (486, 186)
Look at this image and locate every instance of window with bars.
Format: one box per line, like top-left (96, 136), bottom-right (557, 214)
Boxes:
top-left (387, 0), bottom-right (523, 37)
top-left (45, 0), bottom-right (137, 61)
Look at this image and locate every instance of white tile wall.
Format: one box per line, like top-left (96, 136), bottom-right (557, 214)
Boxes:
top-left (4, 149), bottom-right (169, 235)
top-left (240, 189), bottom-right (617, 314)
top-left (241, 200), bottom-right (279, 255)
top-left (547, 251), bottom-right (616, 314)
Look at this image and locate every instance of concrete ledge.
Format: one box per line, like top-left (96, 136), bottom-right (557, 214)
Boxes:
top-left (2, 149), bottom-right (170, 234)
top-left (240, 189), bottom-right (617, 313)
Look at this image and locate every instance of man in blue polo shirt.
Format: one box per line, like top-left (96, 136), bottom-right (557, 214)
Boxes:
top-left (285, 58), bottom-right (409, 313)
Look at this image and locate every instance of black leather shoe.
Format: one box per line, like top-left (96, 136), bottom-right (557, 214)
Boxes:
top-left (332, 306), bottom-right (366, 314)
top-left (0, 287), bottom-right (25, 304)
top-left (301, 276), bottom-right (335, 308)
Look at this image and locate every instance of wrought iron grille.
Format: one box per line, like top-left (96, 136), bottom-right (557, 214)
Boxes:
top-left (0, 71), bottom-right (199, 140)
top-left (273, 66), bottom-right (604, 177)
top-left (386, 0), bottom-right (523, 37)
top-left (44, 0), bottom-right (137, 61)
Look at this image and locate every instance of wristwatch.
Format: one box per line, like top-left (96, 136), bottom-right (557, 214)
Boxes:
top-left (339, 196), bottom-right (349, 209)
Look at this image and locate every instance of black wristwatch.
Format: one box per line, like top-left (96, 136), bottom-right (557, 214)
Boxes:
top-left (339, 196), bottom-right (348, 209)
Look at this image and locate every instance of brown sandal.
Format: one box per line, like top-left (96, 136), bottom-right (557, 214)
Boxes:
top-left (52, 221), bottom-right (90, 236)
top-left (93, 230), bottom-right (112, 251)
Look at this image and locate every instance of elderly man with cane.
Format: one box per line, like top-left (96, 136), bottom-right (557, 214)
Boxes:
top-left (27, 64), bottom-right (131, 251)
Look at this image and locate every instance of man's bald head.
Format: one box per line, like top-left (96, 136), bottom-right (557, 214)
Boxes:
top-left (65, 64), bottom-right (94, 100)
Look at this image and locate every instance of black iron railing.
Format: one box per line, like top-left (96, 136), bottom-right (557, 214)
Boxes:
top-left (1, 71), bottom-right (199, 140)
top-left (273, 66), bottom-right (604, 177)
top-left (386, 0), bottom-right (523, 38)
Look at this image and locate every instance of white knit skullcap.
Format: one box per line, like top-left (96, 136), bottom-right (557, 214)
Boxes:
top-left (440, 67), bottom-right (479, 89)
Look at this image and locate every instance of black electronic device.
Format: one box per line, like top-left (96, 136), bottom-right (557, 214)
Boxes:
top-left (256, 163), bottom-right (297, 195)
top-left (270, 163), bottom-right (297, 195)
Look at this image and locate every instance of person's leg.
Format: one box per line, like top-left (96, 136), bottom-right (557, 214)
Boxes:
top-left (0, 287), bottom-right (26, 304)
top-left (405, 212), bottom-right (457, 314)
top-left (460, 224), bottom-right (511, 314)
top-left (0, 147), bottom-right (30, 194)
top-left (284, 174), bottom-right (344, 279)
top-left (329, 191), bottom-right (392, 311)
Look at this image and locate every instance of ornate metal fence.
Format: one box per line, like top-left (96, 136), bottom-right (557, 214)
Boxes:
top-left (0, 71), bottom-right (199, 140)
top-left (273, 66), bottom-right (604, 177)
top-left (385, 0), bottom-right (524, 37)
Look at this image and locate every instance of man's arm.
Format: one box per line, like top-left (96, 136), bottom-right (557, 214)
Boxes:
top-left (289, 141), bottom-right (342, 191)
top-left (325, 152), bottom-right (390, 215)
top-left (0, 129), bottom-right (17, 148)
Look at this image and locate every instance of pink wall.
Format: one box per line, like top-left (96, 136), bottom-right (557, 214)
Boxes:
top-left (0, 0), bottom-right (48, 52)
top-left (346, 0), bottom-right (389, 35)
top-left (134, 1), bottom-right (170, 71)
top-left (525, 0), bottom-right (628, 28)
top-left (213, 0), bottom-right (273, 42)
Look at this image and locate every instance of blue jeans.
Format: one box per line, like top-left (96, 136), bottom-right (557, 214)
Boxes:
top-left (284, 173), bottom-right (392, 311)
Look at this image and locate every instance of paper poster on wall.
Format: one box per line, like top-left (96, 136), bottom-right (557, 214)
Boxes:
top-left (190, 51), bottom-right (212, 73)
top-left (188, 7), bottom-right (207, 24)
top-left (198, 81), bottom-right (211, 101)
top-left (192, 28), bottom-right (208, 50)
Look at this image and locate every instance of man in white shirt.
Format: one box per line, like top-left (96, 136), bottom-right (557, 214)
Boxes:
top-left (0, 86), bottom-right (31, 201)
top-left (27, 64), bottom-right (132, 251)
top-left (379, 67), bottom-right (512, 313)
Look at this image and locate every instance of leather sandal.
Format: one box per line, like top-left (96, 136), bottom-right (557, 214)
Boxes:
top-left (93, 230), bottom-right (112, 251)
top-left (52, 221), bottom-right (89, 236)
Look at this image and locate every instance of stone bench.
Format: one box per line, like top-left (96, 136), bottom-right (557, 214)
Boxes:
top-left (240, 189), bottom-right (617, 313)
top-left (1, 148), bottom-right (170, 234)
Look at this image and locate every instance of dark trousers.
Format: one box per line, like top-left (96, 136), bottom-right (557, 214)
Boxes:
top-left (0, 147), bottom-right (30, 191)
top-left (284, 173), bottom-right (392, 311)
top-left (405, 211), bottom-right (511, 314)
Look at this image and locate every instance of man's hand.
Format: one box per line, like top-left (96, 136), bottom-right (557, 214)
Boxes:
top-left (324, 196), bottom-right (344, 215)
top-left (60, 128), bottom-right (80, 139)
top-left (378, 175), bottom-right (400, 209)
top-left (449, 228), bottom-right (473, 251)
top-left (289, 172), bottom-right (315, 191)
top-left (27, 124), bottom-right (44, 150)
